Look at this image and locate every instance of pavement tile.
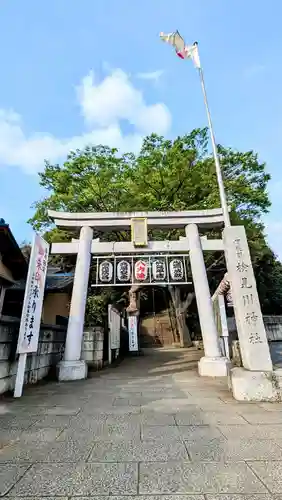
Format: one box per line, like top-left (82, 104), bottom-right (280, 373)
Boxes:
top-left (186, 398), bottom-right (229, 408)
top-left (205, 495), bottom-right (274, 499)
top-left (82, 413), bottom-right (138, 426)
top-left (10, 462), bottom-right (138, 496)
top-left (42, 406), bottom-right (81, 415)
top-left (114, 392), bottom-right (142, 397)
top-left (5, 498), bottom-right (68, 500)
top-left (239, 411), bottom-right (282, 424)
top-left (81, 406), bottom-right (141, 415)
top-left (75, 412), bottom-right (174, 426)
top-left (174, 411), bottom-right (248, 426)
top-left (0, 464), bottom-right (30, 496)
top-left (59, 423), bottom-right (140, 441)
top-left (113, 397), bottom-right (142, 406)
top-left (67, 415), bottom-right (105, 430)
top-left (139, 412), bottom-right (176, 426)
top-left (33, 415), bottom-right (72, 429)
top-left (141, 425), bottom-right (182, 441)
top-left (68, 497), bottom-right (205, 500)
top-left (0, 429), bottom-right (23, 449)
top-left (178, 425), bottom-right (225, 441)
top-left (4, 350), bottom-right (282, 499)
top-left (258, 403), bottom-right (282, 411)
top-left (247, 461), bottom-right (282, 494)
top-left (56, 429), bottom-right (105, 442)
top-left (219, 424), bottom-right (282, 439)
top-left (141, 400), bottom-right (202, 413)
top-left (13, 427), bottom-right (63, 443)
top-left (0, 414), bottom-right (40, 429)
top-left (220, 404), bottom-right (264, 412)
top-left (139, 461), bottom-right (268, 494)
top-left (0, 437), bottom-right (92, 462)
top-left (88, 439), bottom-right (189, 461)
top-left (186, 437), bottom-right (282, 461)
top-left (91, 423), bottom-right (140, 441)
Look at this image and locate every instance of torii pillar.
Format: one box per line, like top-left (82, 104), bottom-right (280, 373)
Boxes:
top-left (57, 226), bottom-right (93, 381)
top-left (186, 224), bottom-right (230, 376)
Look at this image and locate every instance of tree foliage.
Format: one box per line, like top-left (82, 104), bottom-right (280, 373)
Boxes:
top-left (29, 128), bottom-right (271, 229)
top-left (29, 128), bottom-right (282, 329)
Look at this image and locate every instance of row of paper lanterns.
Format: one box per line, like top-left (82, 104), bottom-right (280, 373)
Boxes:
top-left (98, 258), bottom-right (185, 283)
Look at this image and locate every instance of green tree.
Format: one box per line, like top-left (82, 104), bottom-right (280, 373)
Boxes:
top-left (29, 128), bottom-right (281, 341)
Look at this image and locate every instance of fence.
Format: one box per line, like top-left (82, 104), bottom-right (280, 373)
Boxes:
top-left (0, 317), bottom-right (66, 394)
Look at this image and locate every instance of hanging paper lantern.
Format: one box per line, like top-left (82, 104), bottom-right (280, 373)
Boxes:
top-left (117, 260), bottom-right (131, 282)
top-left (169, 258), bottom-right (184, 280)
top-left (134, 260), bottom-right (148, 281)
top-left (99, 260), bottom-right (113, 283)
top-left (152, 259), bottom-right (166, 280)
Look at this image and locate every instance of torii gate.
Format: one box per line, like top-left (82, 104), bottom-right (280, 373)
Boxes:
top-left (48, 208), bottom-right (274, 402)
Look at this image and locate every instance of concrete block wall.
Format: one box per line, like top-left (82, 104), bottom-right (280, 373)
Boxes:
top-left (0, 318), bottom-right (66, 394)
top-left (227, 315), bottom-right (282, 341)
top-left (82, 327), bottom-right (104, 370)
top-left (228, 316), bottom-right (282, 368)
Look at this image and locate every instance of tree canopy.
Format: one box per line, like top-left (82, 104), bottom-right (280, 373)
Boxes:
top-left (30, 128), bottom-right (271, 229)
top-left (29, 128), bottom-right (282, 322)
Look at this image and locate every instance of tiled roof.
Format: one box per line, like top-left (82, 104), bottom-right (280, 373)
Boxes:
top-left (10, 273), bottom-right (74, 291)
top-left (0, 221), bottom-right (28, 280)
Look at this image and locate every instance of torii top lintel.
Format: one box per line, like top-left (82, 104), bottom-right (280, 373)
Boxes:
top-left (48, 208), bottom-right (226, 231)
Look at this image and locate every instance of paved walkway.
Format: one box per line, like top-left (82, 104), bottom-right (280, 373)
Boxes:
top-left (1, 348), bottom-right (282, 499)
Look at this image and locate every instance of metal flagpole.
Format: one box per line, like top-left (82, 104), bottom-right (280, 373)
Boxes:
top-left (195, 44), bottom-right (231, 227)
top-left (159, 33), bottom-right (231, 227)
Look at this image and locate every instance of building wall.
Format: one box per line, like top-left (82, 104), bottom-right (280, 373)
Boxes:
top-left (0, 260), bottom-right (14, 283)
top-left (140, 311), bottom-right (177, 347)
top-left (42, 292), bottom-right (70, 325)
top-left (0, 318), bottom-right (66, 394)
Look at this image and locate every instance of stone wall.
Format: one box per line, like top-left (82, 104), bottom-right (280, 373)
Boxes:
top-left (0, 317), bottom-right (66, 394)
top-left (82, 327), bottom-right (104, 370)
top-left (228, 316), bottom-right (282, 368)
top-left (227, 316), bottom-right (282, 341)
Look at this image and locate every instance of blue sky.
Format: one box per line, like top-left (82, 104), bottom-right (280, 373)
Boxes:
top-left (0, 0), bottom-right (281, 258)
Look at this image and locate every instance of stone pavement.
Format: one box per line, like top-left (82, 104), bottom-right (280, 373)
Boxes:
top-left (1, 348), bottom-right (282, 499)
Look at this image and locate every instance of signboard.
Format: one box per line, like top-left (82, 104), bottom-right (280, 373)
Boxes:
top-left (128, 315), bottom-right (138, 351)
top-left (92, 254), bottom-right (191, 287)
top-left (17, 234), bottom-right (49, 354)
top-left (131, 217), bottom-right (148, 247)
top-left (108, 305), bottom-right (121, 350)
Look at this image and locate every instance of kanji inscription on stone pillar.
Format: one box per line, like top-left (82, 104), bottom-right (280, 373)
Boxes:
top-left (223, 225), bottom-right (272, 371)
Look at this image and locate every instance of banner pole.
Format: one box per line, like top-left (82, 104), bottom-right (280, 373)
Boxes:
top-left (14, 353), bottom-right (27, 398)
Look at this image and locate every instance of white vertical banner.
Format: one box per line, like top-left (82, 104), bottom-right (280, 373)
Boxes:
top-left (128, 315), bottom-right (138, 352)
top-left (109, 306), bottom-right (121, 350)
top-left (17, 234), bottom-right (49, 353)
top-left (14, 234), bottom-right (49, 397)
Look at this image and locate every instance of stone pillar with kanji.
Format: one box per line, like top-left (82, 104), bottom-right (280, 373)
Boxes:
top-left (223, 225), bottom-right (280, 402)
top-left (223, 225), bottom-right (272, 372)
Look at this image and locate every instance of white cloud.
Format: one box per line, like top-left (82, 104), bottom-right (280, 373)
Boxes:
top-left (77, 69), bottom-right (170, 134)
top-left (0, 69), bottom-right (171, 174)
top-left (136, 70), bottom-right (164, 82)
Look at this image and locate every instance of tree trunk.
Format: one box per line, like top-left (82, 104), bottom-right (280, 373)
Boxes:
top-left (168, 286), bottom-right (194, 347)
top-left (127, 284), bottom-right (141, 314)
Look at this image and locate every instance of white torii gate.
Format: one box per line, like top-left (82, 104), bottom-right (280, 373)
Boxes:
top-left (48, 208), bottom-right (230, 381)
top-left (48, 208), bottom-right (276, 403)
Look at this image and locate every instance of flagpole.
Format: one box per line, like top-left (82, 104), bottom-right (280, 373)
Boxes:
top-left (195, 47), bottom-right (231, 227)
top-left (160, 32), bottom-right (231, 227)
